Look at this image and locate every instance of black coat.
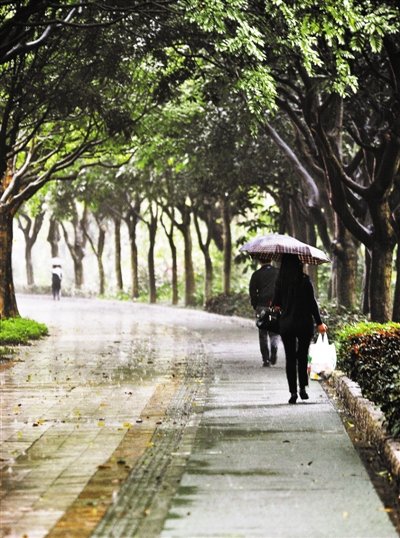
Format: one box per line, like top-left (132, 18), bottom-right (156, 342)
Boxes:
top-left (249, 264), bottom-right (278, 309)
top-left (273, 273), bottom-right (322, 336)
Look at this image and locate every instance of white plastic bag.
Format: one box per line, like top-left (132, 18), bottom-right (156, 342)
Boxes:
top-left (309, 333), bottom-right (337, 378)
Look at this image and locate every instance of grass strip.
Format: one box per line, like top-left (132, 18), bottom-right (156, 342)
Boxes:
top-left (0, 317), bottom-right (48, 346)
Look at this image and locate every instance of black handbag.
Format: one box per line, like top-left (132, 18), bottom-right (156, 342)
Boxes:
top-left (256, 307), bottom-right (280, 333)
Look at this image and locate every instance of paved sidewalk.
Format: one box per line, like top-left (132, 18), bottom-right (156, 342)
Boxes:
top-left (1, 296), bottom-right (398, 538)
top-left (161, 335), bottom-right (398, 538)
top-left (161, 318), bottom-right (397, 538)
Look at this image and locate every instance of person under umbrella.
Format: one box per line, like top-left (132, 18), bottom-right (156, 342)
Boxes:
top-left (273, 254), bottom-right (327, 404)
top-left (249, 256), bottom-right (279, 367)
top-left (51, 260), bottom-right (62, 300)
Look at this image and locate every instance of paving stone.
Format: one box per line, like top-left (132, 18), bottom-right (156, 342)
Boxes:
top-left (1, 295), bottom-right (397, 538)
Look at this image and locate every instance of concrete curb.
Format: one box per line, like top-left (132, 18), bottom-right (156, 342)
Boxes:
top-left (328, 370), bottom-right (400, 486)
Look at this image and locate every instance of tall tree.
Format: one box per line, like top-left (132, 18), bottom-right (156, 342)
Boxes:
top-left (160, 209), bottom-right (179, 305)
top-left (0, 1), bottom-right (190, 317)
top-left (17, 203), bottom-right (45, 287)
top-left (181, 0), bottom-right (399, 319)
top-left (60, 204), bottom-right (88, 290)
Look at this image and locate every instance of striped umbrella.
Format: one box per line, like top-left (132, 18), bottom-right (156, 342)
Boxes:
top-left (240, 234), bottom-right (330, 265)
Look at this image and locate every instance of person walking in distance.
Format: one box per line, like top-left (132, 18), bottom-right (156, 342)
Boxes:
top-left (51, 263), bottom-right (62, 300)
top-left (249, 258), bottom-right (279, 367)
top-left (273, 254), bottom-right (327, 404)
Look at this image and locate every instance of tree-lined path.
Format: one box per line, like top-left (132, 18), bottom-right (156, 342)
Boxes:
top-left (1, 1), bottom-right (400, 322)
top-left (0, 295), bottom-right (397, 537)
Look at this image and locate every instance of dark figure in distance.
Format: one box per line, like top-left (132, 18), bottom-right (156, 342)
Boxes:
top-left (273, 254), bottom-right (327, 404)
top-left (249, 258), bottom-right (279, 367)
top-left (51, 264), bottom-right (62, 300)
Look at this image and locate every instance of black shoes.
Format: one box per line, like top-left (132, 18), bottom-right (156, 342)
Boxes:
top-left (299, 388), bottom-right (309, 400)
top-left (289, 390), bottom-right (309, 404)
top-left (263, 348), bottom-right (277, 367)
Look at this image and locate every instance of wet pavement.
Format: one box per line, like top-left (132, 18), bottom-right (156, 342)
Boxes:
top-left (0, 295), bottom-right (398, 538)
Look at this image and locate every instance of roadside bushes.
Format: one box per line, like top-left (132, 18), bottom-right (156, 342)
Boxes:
top-left (337, 322), bottom-right (400, 437)
top-left (205, 292), bottom-right (253, 318)
top-left (320, 304), bottom-right (366, 342)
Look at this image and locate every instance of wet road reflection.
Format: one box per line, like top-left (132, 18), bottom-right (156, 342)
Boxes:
top-left (1, 295), bottom-right (230, 538)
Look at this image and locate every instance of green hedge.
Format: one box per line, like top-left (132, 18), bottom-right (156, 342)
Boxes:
top-left (337, 322), bottom-right (400, 437)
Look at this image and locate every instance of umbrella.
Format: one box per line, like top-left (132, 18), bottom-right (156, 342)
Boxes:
top-left (240, 233), bottom-right (330, 265)
top-left (51, 257), bottom-right (62, 267)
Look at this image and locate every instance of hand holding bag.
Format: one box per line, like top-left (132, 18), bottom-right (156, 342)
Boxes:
top-left (309, 333), bottom-right (336, 377)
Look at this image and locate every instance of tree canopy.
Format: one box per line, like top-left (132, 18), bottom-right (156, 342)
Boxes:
top-left (1, 0), bottom-right (400, 319)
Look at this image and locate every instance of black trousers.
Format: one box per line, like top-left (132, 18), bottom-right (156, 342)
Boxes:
top-left (281, 331), bottom-right (312, 393)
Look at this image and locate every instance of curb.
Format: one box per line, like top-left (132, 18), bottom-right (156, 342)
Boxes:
top-left (328, 370), bottom-right (400, 486)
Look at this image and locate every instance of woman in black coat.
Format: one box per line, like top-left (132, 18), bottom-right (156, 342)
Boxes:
top-left (273, 254), bottom-right (327, 404)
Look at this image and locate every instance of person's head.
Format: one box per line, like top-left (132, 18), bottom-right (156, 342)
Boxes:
top-left (251, 255), bottom-right (271, 266)
top-left (277, 254), bottom-right (303, 284)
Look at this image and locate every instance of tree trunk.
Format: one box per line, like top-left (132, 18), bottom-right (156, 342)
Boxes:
top-left (362, 249), bottom-right (371, 316)
top-left (81, 215), bottom-right (107, 296)
top-left (171, 241), bottom-right (179, 305)
top-left (147, 214), bottom-right (157, 304)
top-left (332, 219), bottom-right (358, 309)
top-left (74, 260), bottom-right (84, 289)
top-left (130, 235), bottom-right (139, 299)
top-left (306, 220), bottom-right (318, 293)
top-left (369, 244), bottom-right (394, 322)
top-left (193, 212), bottom-right (213, 305)
top-left (204, 254), bottom-right (213, 304)
top-left (182, 218), bottom-right (195, 306)
top-left (392, 246), bottom-right (400, 321)
top-left (18, 212), bottom-right (44, 287)
top-left (126, 215), bottom-right (139, 299)
top-left (47, 217), bottom-right (61, 258)
top-left (25, 243), bottom-right (34, 286)
top-left (97, 227), bottom-right (106, 295)
top-left (175, 204), bottom-right (196, 306)
top-left (222, 198), bottom-right (232, 295)
top-left (0, 211), bottom-right (19, 318)
top-left (161, 216), bottom-right (179, 305)
top-left (125, 199), bottom-right (141, 300)
top-left (60, 211), bottom-right (86, 290)
top-left (114, 217), bottom-right (123, 292)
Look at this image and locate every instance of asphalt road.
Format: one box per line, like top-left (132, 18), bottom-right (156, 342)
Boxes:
top-left (0, 295), bottom-right (397, 538)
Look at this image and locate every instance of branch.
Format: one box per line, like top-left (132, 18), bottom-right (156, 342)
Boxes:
top-left (317, 120), bottom-right (370, 198)
top-left (345, 148), bottom-right (364, 177)
top-left (0, 146), bottom-right (34, 203)
top-left (9, 139), bottom-right (100, 209)
top-left (276, 97), bottom-right (317, 157)
top-left (347, 121), bottom-right (378, 153)
top-left (262, 121), bottom-right (320, 206)
top-left (316, 124), bottom-right (373, 248)
top-left (2, 7), bottom-right (77, 64)
top-left (17, 213), bottom-right (31, 235)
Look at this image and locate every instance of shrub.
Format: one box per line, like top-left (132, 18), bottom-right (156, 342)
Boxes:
top-left (205, 292), bottom-right (254, 318)
top-left (337, 322), bottom-right (400, 437)
top-left (0, 317), bottom-right (48, 345)
top-left (319, 303), bottom-right (367, 342)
